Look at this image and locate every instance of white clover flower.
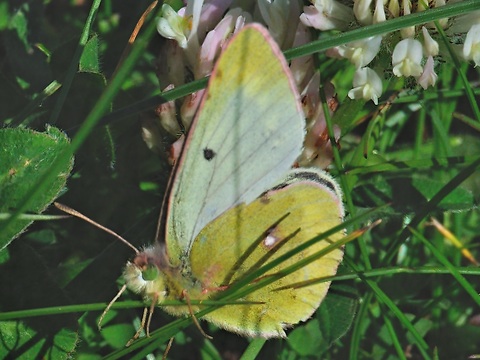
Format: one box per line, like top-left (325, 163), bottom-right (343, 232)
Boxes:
top-left (430, 0), bottom-right (448, 29)
top-left (388, 0), bottom-right (400, 18)
top-left (157, 4), bottom-right (191, 49)
top-left (392, 38), bottom-right (423, 77)
top-left (157, 1), bottom-right (207, 65)
top-left (373, 0), bottom-right (386, 23)
top-left (463, 24), bottom-right (480, 67)
top-left (300, 0), bottom-right (354, 31)
top-left (257, 0), bottom-right (300, 48)
top-left (400, 0), bottom-right (415, 38)
top-left (348, 67), bottom-right (383, 104)
top-left (353, 0), bottom-right (373, 25)
top-left (258, 0), bottom-right (289, 47)
top-left (338, 36), bottom-right (382, 68)
top-left (448, 10), bottom-right (480, 34)
top-left (422, 26), bottom-right (439, 57)
top-left (417, 56), bottom-right (438, 89)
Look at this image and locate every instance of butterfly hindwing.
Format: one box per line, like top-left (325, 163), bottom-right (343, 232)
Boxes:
top-left (189, 168), bottom-right (345, 337)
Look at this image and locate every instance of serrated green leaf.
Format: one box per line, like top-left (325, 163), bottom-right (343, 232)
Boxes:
top-left (0, 320), bottom-right (78, 360)
top-left (0, 126), bottom-right (74, 249)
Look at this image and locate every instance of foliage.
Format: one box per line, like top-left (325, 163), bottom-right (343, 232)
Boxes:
top-left (0, 1), bottom-right (479, 359)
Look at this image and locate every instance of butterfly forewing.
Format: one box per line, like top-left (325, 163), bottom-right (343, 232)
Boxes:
top-left (166, 24), bottom-right (305, 263)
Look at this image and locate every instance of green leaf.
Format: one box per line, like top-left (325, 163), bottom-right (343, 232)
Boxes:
top-left (0, 126), bottom-right (73, 249)
top-left (0, 321), bottom-right (78, 360)
top-left (412, 176), bottom-right (474, 211)
top-left (317, 284), bottom-right (358, 346)
top-left (101, 323), bottom-right (136, 349)
top-left (80, 34), bottom-right (101, 74)
top-left (8, 7), bottom-right (29, 50)
top-left (0, 242), bottom-right (79, 360)
top-left (287, 284), bottom-right (358, 356)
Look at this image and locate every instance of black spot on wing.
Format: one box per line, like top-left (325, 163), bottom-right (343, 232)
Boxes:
top-left (203, 148), bottom-right (216, 161)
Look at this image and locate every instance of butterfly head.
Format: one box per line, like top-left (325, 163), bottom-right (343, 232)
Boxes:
top-left (123, 245), bottom-right (170, 302)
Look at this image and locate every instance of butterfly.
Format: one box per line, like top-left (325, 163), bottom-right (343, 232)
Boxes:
top-left (110, 23), bottom-right (344, 338)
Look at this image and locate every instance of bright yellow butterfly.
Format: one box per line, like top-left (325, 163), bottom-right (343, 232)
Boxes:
top-left (123, 23), bottom-right (344, 338)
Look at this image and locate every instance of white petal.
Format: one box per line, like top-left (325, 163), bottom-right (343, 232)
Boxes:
top-left (463, 24), bottom-right (480, 67)
top-left (392, 39), bottom-right (423, 77)
top-left (422, 26), bottom-right (439, 57)
top-left (348, 67), bottom-right (383, 104)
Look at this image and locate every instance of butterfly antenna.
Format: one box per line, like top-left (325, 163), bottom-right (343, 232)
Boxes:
top-left (54, 202), bottom-right (140, 254)
top-left (98, 284), bottom-right (128, 330)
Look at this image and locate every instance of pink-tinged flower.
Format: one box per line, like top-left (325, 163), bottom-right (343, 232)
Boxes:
top-left (156, 40), bottom-right (185, 88)
top-left (353, 0), bottom-right (373, 25)
top-left (300, 0), bottom-right (354, 31)
top-left (155, 84), bottom-right (180, 135)
top-left (157, 1), bottom-right (234, 67)
top-left (422, 26), bottom-right (439, 57)
top-left (143, 84), bottom-right (180, 154)
top-left (417, 56), bottom-right (438, 90)
top-left (298, 76), bottom-right (339, 168)
top-left (337, 36), bottom-right (382, 68)
top-left (392, 38), bottom-right (423, 77)
top-left (196, 8), bottom-right (250, 78)
top-left (347, 67), bottom-right (383, 105)
top-left (463, 24), bottom-right (480, 67)
top-left (154, 0), bottom-right (344, 168)
top-left (290, 22), bottom-right (315, 91)
top-left (196, 0), bottom-right (234, 40)
top-left (168, 135), bottom-right (185, 166)
top-left (301, 73), bottom-right (322, 122)
top-left (180, 89), bottom-right (206, 130)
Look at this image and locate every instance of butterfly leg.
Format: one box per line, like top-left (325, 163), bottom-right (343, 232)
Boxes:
top-left (146, 294), bottom-right (158, 337)
top-left (181, 289), bottom-right (213, 339)
top-left (126, 307), bottom-right (149, 346)
top-left (162, 337), bottom-right (175, 360)
top-left (98, 284), bottom-right (128, 330)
